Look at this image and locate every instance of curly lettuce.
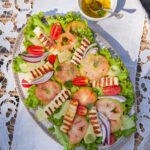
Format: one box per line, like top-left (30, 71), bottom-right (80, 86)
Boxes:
top-left (46, 12), bottom-right (95, 43)
top-left (12, 56), bottom-right (26, 73)
top-left (56, 12), bottom-right (86, 30)
top-left (24, 85), bottom-right (41, 108)
top-left (74, 138), bottom-right (101, 150)
top-left (48, 126), bottom-right (69, 150)
top-left (23, 12), bottom-right (95, 48)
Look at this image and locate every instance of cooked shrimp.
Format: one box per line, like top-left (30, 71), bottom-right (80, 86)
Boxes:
top-left (54, 61), bottom-right (80, 84)
top-left (96, 99), bottom-right (123, 121)
top-left (57, 32), bottom-right (77, 51)
top-left (80, 54), bottom-right (109, 80)
top-left (35, 81), bottom-right (61, 105)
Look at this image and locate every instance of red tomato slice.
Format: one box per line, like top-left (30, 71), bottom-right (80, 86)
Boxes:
top-left (50, 23), bottom-right (62, 40)
top-left (68, 116), bottom-right (88, 144)
top-left (47, 54), bottom-right (57, 65)
top-left (110, 134), bottom-right (116, 145)
top-left (21, 79), bottom-right (32, 88)
top-left (103, 85), bottom-right (121, 96)
top-left (73, 87), bottom-right (97, 106)
top-left (27, 45), bottom-right (45, 55)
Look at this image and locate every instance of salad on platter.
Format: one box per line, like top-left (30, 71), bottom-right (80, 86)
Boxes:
top-left (12, 12), bottom-right (136, 150)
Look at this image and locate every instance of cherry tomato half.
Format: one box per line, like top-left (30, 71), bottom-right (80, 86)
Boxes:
top-left (27, 45), bottom-right (45, 55)
top-left (103, 85), bottom-right (121, 96)
top-left (21, 79), bottom-right (32, 88)
top-left (47, 54), bottom-right (57, 65)
top-left (50, 23), bottom-right (62, 40)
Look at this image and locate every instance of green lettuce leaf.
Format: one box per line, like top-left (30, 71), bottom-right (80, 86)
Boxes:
top-left (114, 127), bottom-right (136, 139)
top-left (56, 12), bottom-right (84, 30)
top-left (97, 48), bottom-right (111, 60)
top-left (121, 115), bottom-right (136, 130)
top-left (75, 27), bottom-right (95, 43)
top-left (56, 12), bottom-right (94, 43)
top-left (12, 56), bottom-right (26, 73)
top-left (122, 127), bottom-right (136, 137)
top-left (25, 85), bottom-right (41, 108)
top-left (48, 115), bottom-right (64, 126)
top-left (48, 125), bottom-right (69, 150)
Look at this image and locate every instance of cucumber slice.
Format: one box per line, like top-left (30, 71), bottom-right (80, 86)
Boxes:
top-left (35, 107), bottom-right (47, 121)
top-left (84, 123), bottom-right (96, 144)
top-left (54, 58), bottom-right (60, 70)
top-left (121, 115), bottom-right (135, 130)
top-left (111, 65), bottom-right (120, 75)
top-left (53, 101), bottom-right (70, 119)
top-left (58, 50), bottom-right (72, 63)
top-left (28, 37), bottom-right (43, 46)
top-left (19, 61), bottom-right (45, 73)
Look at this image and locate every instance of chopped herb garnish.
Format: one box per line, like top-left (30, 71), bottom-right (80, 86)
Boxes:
top-left (55, 65), bottom-right (62, 71)
top-left (98, 10), bottom-right (105, 17)
top-left (48, 126), bottom-right (55, 133)
top-left (86, 115), bottom-right (90, 123)
top-left (86, 104), bottom-right (94, 110)
top-left (92, 87), bottom-right (103, 96)
top-left (95, 137), bottom-right (102, 144)
top-left (64, 80), bottom-right (73, 89)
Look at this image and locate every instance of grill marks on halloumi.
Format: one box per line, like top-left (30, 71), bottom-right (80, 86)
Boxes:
top-left (33, 27), bottom-right (54, 50)
top-left (92, 77), bottom-right (119, 88)
top-left (26, 62), bottom-right (53, 82)
top-left (44, 89), bottom-right (71, 116)
top-left (60, 100), bottom-right (78, 133)
top-left (71, 38), bottom-right (90, 65)
top-left (88, 106), bottom-right (102, 137)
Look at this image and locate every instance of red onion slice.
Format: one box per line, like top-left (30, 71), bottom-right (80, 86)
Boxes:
top-left (83, 43), bottom-right (98, 57)
top-left (101, 124), bottom-right (107, 144)
top-left (21, 58), bottom-right (41, 63)
top-left (88, 47), bottom-right (99, 54)
top-left (22, 71), bottom-right (53, 85)
top-left (21, 53), bottom-right (42, 58)
top-left (86, 43), bottom-right (97, 51)
top-left (22, 52), bottom-right (49, 63)
top-left (98, 96), bottom-right (126, 103)
top-left (98, 116), bottom-right (107, 144)
top-left (98, 112), bottom-right (111, 145)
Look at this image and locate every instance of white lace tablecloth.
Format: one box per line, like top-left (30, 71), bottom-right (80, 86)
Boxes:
top-left (0, 0), bottom-right (150, 150)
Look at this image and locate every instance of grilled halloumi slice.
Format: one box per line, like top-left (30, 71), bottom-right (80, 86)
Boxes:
top-left (33, 27), bottom-right (54, 50)
top-left (60, 100), bottom-right (78, 133)
top-left (25, 62), bottom-right (53, 82)
top-left (88, 106), bottom-right (102, 137)
top-left (44, 89), bottom-right (71, 116)
top-left (71, 38), bottom-right (90, 65)
top-left (92, 77), bottom-right (119, 88)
